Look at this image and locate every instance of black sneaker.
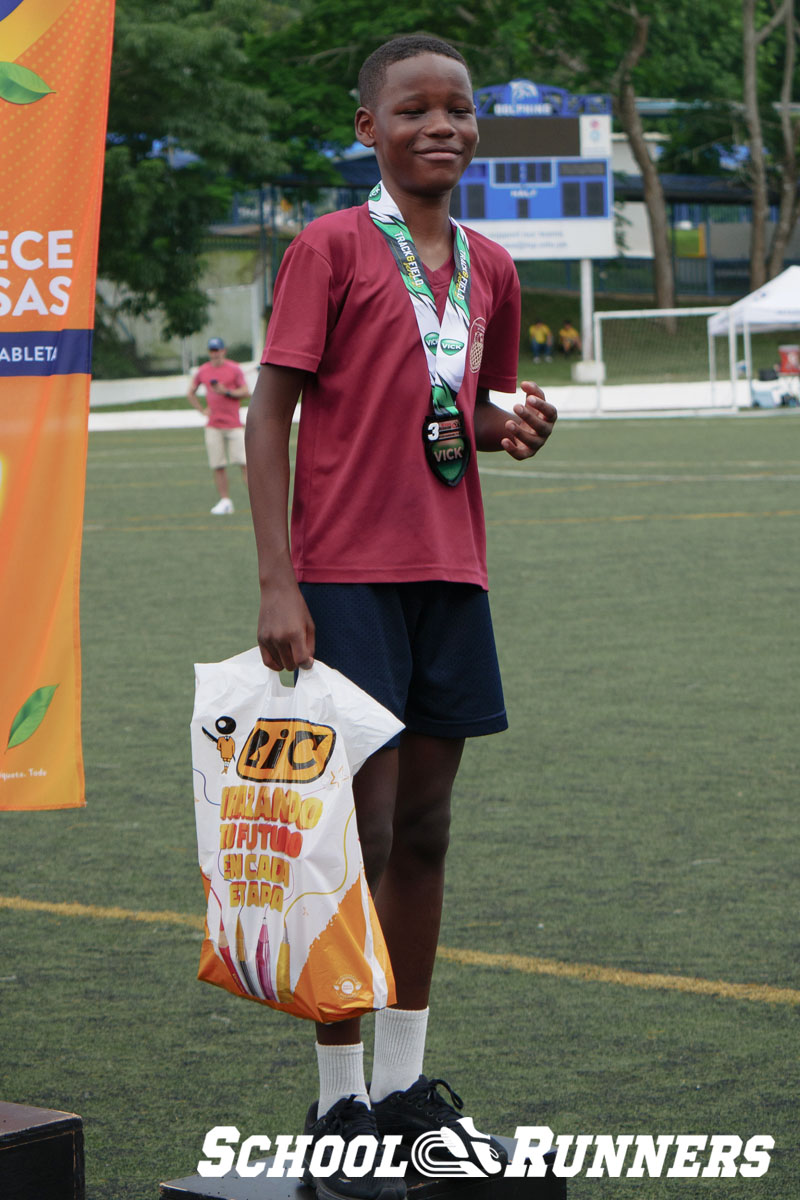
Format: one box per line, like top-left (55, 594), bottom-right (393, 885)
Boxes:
top-left (303, 1096), bottom-right (407, 1200)
top-left (372, 1075), bottom-right (508, 1177)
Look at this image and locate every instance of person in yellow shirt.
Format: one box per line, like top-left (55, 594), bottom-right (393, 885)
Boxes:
top-left (558, 319), bottom-right (582, 357)
top-left (528, 318), bottom-right (553, 362)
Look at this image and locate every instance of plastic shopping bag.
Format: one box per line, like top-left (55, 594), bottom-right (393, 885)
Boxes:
top-left (191, 649), bottom-right (403, 1022)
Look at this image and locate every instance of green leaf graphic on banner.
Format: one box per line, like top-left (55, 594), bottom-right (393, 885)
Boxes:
top-left (7, 686), bottom-right (58, 750)
top-left (0, 62), bottom-right (54, 105)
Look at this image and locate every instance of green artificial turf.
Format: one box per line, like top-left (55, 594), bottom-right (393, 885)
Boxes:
top-left (1, 414), bottom-right (798, 1198)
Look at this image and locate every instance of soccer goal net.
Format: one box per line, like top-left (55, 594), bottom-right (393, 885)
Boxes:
top-left (592, 306), bottom-right (727, 413)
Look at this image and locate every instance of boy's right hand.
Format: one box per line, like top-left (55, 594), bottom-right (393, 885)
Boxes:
top-left (257, 579), bottom-right (315, 672)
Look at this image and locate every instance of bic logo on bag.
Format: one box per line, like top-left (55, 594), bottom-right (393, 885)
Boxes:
top-left (237, 720), bottom-right (335, 783)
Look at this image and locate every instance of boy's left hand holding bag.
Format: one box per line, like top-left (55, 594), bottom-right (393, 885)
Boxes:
top-left (191, 650), bottom-right (403, 1022)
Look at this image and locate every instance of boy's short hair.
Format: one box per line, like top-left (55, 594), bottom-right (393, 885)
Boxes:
top-left (358, 35), bottom-right (470, 109)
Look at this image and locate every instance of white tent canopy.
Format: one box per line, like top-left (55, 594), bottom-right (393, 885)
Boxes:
top-left (708, 266), bottom-right (800, 336)
top-left (707, 266), bottom-right (800, 406)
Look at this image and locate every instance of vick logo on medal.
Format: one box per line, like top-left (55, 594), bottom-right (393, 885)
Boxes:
top-left (469, 317), bottom-right (486, 373)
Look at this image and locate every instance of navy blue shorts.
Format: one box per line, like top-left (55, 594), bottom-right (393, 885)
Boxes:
top-left (299, 581), bottom-right (507, 747)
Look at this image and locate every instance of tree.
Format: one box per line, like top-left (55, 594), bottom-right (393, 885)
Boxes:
top-left (99, 0), bottom-right (291, 339)
top-left (98, 150), bottom-right (231, 340)
top-left (609, 6), bottom-right (675, 311)
top-left (743, 0), bottom-right (786, 287)
top-left (767, 0), bottom-right (799, 278)
top-left (528, 0), bottom-right (741, 309)
top-left (249, 0), bottom-right (742, 311)
top-left (742, 0), bottom-right (799, 286)
top-left (243, 0), bottom-right (533, 176)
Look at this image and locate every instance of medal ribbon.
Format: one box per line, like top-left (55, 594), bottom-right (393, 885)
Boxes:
top-left (368, 180), bottom-right (471, 419)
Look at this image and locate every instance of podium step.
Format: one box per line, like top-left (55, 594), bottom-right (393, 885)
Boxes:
top-left (160, 1139), bottom-right (564, 1200)
top-left (0, 1101), bottom-right (85, 1200)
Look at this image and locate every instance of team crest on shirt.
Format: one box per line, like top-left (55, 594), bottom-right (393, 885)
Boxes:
top-left (469, 317), bottom-right (486, 373)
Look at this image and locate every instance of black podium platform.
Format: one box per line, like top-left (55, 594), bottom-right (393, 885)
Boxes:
top-left (160, 1138), bottom-right (564, 1200)
top-left (0, 1102), bottom-right (85, 1200)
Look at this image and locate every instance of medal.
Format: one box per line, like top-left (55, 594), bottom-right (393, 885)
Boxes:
top-left (369, 181), bottom-right (472, 486)
top-left (422, 412), bottom-right (470, 487)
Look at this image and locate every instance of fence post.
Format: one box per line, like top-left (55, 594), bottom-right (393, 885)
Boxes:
top-left (594, 311), bottom-right (603, 414)
top-left (580, 258), bottom-right (594, 362)
top-left (705, 212), bottom-right (714, 296)
top-left (728, 308), bottom-right (738, 410)
top-left (250, 280), bottom-right (262, 364)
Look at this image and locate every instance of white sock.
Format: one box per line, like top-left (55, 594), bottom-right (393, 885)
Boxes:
top-left (316, 1042), bottom-right (370, 1117)
top-left (369, 1007), bottom-right (429, 1104)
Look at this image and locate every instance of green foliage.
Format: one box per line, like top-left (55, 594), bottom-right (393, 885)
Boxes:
top-left (99, 0), bottom-right (292, 338)
top-left (91, 320), bottom-right (149, 379)
top-left (109, 0), bottom-right (288, 177)
top-left (99, 149), bottom-right (231, 338)
top-left (245, 0), bottom-right (748, 177)
top-left (657, 103), bottom-right (742, 176)
top-left (244, 0), bottom-right (543, 166)
top-left (745, 3), bottom-right (800, 172)
top-left (524, 0), bottom-right (739, 100)
top-left (99, 0), bottom-right (793, 331)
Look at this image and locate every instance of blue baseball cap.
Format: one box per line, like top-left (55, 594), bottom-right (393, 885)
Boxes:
top-left (207, 337), bottom-right (225, 351)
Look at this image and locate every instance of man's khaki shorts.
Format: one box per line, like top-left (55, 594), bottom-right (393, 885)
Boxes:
top-left (204, 426), bottom-right (246, 470)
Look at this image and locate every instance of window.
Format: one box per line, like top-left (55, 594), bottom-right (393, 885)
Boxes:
top-left (494, 161), bottom-right (523, 185)
top-left (558, 160), bottom-right (606, 176)
top-left (560, 178), bottom-right (606, 217)
top-left (586, 181), bottom-right (605, 216)
top-left (466, 184), bottom-right (485, 219)
top-left (562, 182), bottom-right (581, 217)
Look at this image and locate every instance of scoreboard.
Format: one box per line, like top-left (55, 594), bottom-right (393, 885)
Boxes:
top-left (451, 80), bottom-right (615, 260)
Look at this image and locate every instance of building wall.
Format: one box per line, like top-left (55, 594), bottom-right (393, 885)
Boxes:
top-left (709, 220), bottom-right (800, 260)
top-left (97, 245), bottom-right (265, 372)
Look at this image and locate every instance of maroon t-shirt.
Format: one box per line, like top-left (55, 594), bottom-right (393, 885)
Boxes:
top-left (261, 204), bottom-right (520, 588)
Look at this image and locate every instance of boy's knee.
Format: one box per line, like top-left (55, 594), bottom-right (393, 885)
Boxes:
top-left (394, 803), bottom-right (451, 866)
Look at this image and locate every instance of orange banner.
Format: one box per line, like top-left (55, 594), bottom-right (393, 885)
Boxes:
top-left (0, 0), bottom-right (115, 809)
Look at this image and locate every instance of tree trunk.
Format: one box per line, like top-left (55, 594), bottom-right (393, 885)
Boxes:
top-left (743, 0), bottom-right (768, 288)
top-left (767, 0), bottom-right (798, 278)
top-left (612, 9), bottom-right (675, 311)
top-left (742, 0), bottom-right (790, 289)
top-left (616, 83), bottom-right (675, 311)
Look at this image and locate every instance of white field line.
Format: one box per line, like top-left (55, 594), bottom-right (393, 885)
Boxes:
top-left (479, 467), bottom-right (800, 483)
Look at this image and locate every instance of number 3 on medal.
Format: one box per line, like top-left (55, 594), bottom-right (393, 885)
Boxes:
top-left (426, 421), bottom-right (440, 442)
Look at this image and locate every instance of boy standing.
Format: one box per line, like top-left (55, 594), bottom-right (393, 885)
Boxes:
top-left (246, 35), bottom-right (556, 1200)
top-left (188, 337), bottom-right (250, 514)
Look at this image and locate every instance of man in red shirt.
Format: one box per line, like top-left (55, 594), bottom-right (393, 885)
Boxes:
top-left (188, 337), bottom-right (250, 514)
